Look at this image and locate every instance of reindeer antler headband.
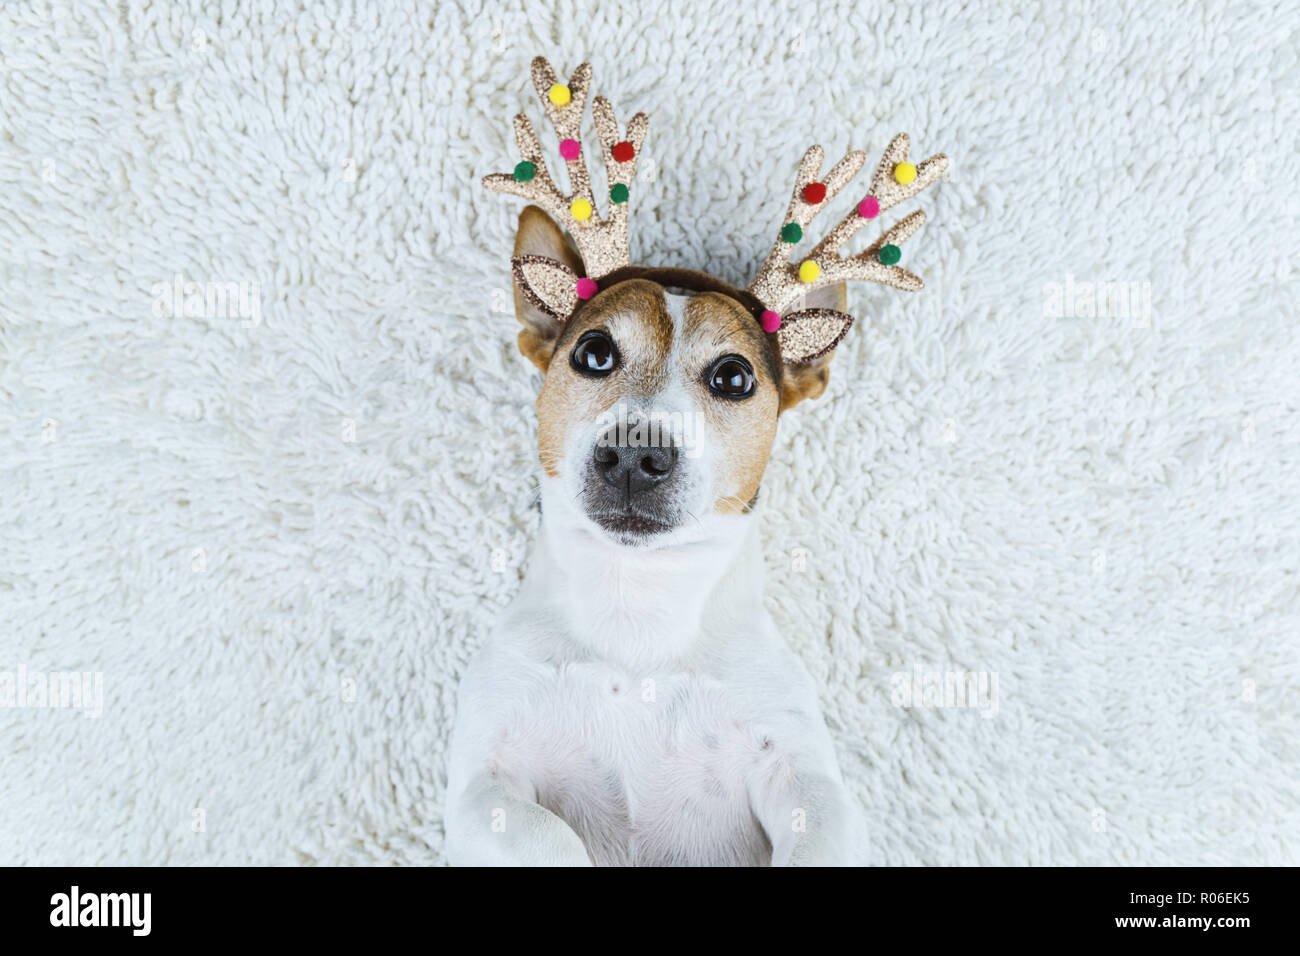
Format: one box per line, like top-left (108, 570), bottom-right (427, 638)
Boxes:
top-left (483, 57), bottom-right (948, 365)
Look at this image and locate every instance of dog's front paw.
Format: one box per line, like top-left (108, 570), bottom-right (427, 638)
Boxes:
top-left (772, 801), bottom-right (865, 867)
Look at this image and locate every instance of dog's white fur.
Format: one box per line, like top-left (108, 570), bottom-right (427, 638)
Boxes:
top-left (445, 292), bottom-right (860, 866)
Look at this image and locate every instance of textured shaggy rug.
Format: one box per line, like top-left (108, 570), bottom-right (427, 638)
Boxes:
top-left (2, 0), bottom-right (1297, 865)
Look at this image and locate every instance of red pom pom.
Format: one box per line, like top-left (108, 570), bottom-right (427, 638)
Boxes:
top-left (803, 182), bottom-right (827, 205)
top-left (612, 141), bottom-right (635, 163)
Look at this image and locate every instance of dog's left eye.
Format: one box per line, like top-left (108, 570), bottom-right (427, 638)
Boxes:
top-left (706, 355), bottom-right (756, 399)
top-left (570, 330), bottom-right (619, 377)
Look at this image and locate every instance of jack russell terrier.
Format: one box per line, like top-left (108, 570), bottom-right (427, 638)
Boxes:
top-left (446, 57), bottom-right (947, 866)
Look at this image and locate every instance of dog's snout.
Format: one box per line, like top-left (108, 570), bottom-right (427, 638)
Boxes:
top-left (593, 441), bottom-right (678, 494)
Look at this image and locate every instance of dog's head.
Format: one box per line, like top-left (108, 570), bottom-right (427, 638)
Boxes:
top-left (485, 58), bottom-right (947, 548)
top-left (511, 206), bottom-right (845, 547)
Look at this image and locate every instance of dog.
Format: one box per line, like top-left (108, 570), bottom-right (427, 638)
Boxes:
top-left (445, 58), bottom-right (946, 866)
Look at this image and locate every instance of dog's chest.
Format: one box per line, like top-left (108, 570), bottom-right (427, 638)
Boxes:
top-left (516, 659), bottom-right (775, 866)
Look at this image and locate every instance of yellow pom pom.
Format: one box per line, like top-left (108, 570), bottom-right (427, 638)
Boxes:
top-left (570, 198), bottom-right (593, 221)
top-left (548, 84), bottom-right (571, 107)
top-left (894, 162), bottom-right (917, 185)
top-left (798, 260), bottom-right (821, 283)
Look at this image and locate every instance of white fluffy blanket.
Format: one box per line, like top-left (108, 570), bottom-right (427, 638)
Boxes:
top-left (1, 0), bottom-right (1296, 864)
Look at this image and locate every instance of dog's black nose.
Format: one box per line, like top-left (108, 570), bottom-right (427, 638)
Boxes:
top-left (593, 441), bottom-right (678, 494)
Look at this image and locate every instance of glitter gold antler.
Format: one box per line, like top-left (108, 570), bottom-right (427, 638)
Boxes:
top-left (483, 63), bottom-right (948, 356)
top-left (748, 134), bottom-right (948, 319)
top-left (482, 57), bottom-right (649, 282)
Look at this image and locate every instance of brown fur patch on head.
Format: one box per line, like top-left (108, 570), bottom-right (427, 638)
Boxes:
top-left (679, 293), bottom-right (781, 514)
top-left (535, 280), bottom-right (673, 477)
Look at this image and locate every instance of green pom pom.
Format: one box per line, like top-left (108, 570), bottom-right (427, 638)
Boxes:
top-left (609, 183), bottom-right (629, 204)
top-left (513, 161), bottom-right (536, 183)
top-left (780, 222), bottom-right (803, 244)
top-left (878, 243), bottom-right (901, 265)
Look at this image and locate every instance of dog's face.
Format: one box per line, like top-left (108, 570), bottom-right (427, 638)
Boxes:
top-left (512, 206), bottom-right (842, 548)
top-left (538, 278), bottom-right (781, 544)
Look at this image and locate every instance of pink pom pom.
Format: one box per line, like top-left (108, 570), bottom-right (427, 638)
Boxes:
top-left (858, 196), bottom-right (880, 219)
top-left (559, 138), bottom-right (581, 160)
top-left (760, 309), bottom-right (782, 333)
top-left (575, 277), bottom-right (598, 300)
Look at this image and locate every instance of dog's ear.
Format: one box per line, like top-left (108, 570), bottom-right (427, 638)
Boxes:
top-left (777, 280), bottom-right (852, 411)
top-left (512, 205), bottom-right (586, 371)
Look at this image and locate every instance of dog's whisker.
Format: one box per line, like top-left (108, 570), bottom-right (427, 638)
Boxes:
top-left (711, 317), bottom-right (750, 348)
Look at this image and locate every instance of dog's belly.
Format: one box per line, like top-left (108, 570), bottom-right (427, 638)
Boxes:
top-left (525, 663), bottom-right (773, 866)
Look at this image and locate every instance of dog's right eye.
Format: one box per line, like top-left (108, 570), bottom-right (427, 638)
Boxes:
top-left (570, 330), bottom-right (619, 377)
